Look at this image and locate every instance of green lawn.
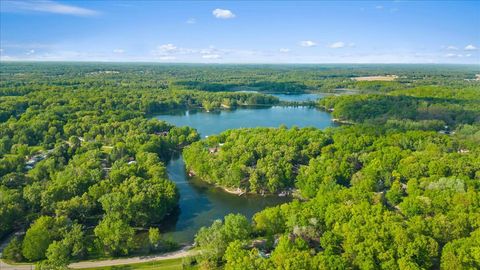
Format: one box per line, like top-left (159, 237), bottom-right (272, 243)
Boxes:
top-left (79, 257), bottom-right (197, 270)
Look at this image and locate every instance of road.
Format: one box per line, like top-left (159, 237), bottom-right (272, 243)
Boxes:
top-left (0, 242), bottom-right (195, 270)
top-left (69, 246), bottom-right (196, 269)
top-left (0, 233), bottom-right (34, 270)
top-left (0, 261), bottom-right (34, 270)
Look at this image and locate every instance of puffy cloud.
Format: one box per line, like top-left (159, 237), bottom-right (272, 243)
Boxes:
top-left (152, 44), bottom-right (181, 59)
top-left (2, 0), bottom-right (99, 16)
top-left (464, 44), bottom-right (477, 51)
top-left (279, 48), bottom-right (291, 53)
top-left (212, 8), bottom-right (235, 19)
top-left (157, 44), bottom-right (177, 53)
top-left (445, 53), bottom-right (470, 58)
top-left (186, 18), bottom-right (196, 24)
top-left (152, 44), bottom-right (225, 61)
top-left (113, 49), bottom-right (125, 53)
top-left (329, 41), bottom-right (345, 49)
top-left (299, 40), bottom-right (317, 47)
top-left (446, 46), bottom-right (458, 50)
top-left (158, 56), bottom-right (176, 60)
top-left (26, 49), bottom-right (35, 55)
top-left (202, 54), bottom-right (221, 59)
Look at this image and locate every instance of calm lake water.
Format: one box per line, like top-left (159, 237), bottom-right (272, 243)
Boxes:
top-left (154, 94), bottom-right (333, 243)
top-left (271, 93), bottom-right (327, 102)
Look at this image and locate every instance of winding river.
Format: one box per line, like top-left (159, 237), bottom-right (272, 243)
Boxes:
top-left (154, 94), bottom-right (334, 243)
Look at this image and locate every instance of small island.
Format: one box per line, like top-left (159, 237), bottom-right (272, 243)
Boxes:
top-left (183, 127), bottom-right (332, 195)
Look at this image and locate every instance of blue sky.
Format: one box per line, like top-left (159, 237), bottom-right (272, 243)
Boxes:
top-left (1, 0), bottom-right (479, 63)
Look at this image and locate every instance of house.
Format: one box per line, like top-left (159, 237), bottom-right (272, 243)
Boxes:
top-left (154, 131), bottom-right (169, 136)
top-left (258, 251), bottom-right (270, 259)
top-left (208, 147), bottom-right (219, 154)
top-left (25, 152), bottom-right (49, 170)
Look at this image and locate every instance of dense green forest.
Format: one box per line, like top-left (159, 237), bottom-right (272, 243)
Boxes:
top-left (183, 127), bottom-right (332, 194)
top-left (1, 63), bottom-right (480, 269)
top-left (0, 63), bottom-right (280, 268)
top-left (191, 124), bottom-right (480, 270)
top-left (319, 86), bottom-right (480, 125)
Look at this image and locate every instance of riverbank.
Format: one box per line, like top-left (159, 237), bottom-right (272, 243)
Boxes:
top-left (188, 169), bottom-right (299, 198)
top-left (222, 186), bottom-right (245, 195)
top-left (189, 170), bottom-right (246, 196)
top-left (220, 185), bottom-right (295, 197)
top-left (332, 118), bottom-right (355, 125)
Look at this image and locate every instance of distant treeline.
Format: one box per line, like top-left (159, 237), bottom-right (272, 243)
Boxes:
top-left (319, 86), bottom-right (480, 126)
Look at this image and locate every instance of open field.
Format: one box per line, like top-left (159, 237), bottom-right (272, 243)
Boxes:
top-left (352, 75), bottom-right (399, 81)
top-left (79, 257), bottom-right (193, 270)
top-left (69, 247), bottom-right (197, 269)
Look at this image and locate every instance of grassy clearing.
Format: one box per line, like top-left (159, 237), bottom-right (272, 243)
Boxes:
top-left (352, 75), bottom-right (398, 81)
top-left (79, 257), bottom-right (197, 270)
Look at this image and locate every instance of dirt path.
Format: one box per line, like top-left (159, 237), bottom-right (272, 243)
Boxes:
top-left (68, 246), bottom-right (196, 269)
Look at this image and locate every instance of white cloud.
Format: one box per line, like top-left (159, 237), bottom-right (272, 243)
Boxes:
top-left (212, 8), bottom-right (235, 19)
top-left (152, 44), bottom-right (226, 60)
top-left (113, 49), bottom-right (125, 54)
top-left (152, 44), bottom-right (181, 59)
top-left (445, 53), bottom-right (468, 58)
top-left (446, 46), bottom-right (458, 50)
top-left (2, 48), bottom-right (476, 64)
top-left (186, 18), bottom-right (196, 24)
top-left (159, 56), bottom-right (176, 60)
top-left (329, 41), bottom-right (345, 49)
top-left (200, 47), bottom-right (223, 58)
top-left (157, 44), bottom-right (177, 53)
top-left (279, 48), bottom-right (290, 53)
top-left (375, 5), bottom-right (384, 9)
top-left (1, 0), bottom-right (99, 16)
top-left (299, 40), bottom-right (317, 47)
top-left (26, 49), bottom-right (35, 55)
top-left (202, 54), bottom-right (221, 59)
top-left (464, 44), bottom-right (477, 51)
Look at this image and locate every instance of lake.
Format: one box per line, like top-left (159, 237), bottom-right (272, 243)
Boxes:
top-left (271, 93), bottom-right (328, 102)
top-left (154, 94), bottom-right (333, 243)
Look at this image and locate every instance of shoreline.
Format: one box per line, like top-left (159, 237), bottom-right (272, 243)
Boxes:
top-left (332, 118), bottom-right (355, 125)
top-left (187, 169), bottom-right (295, 197)
top-left (221, 186), bottom-right (246, 195)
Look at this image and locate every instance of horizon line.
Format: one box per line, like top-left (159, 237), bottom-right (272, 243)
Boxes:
top-left (1, 60), bottom-right (479, 66)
